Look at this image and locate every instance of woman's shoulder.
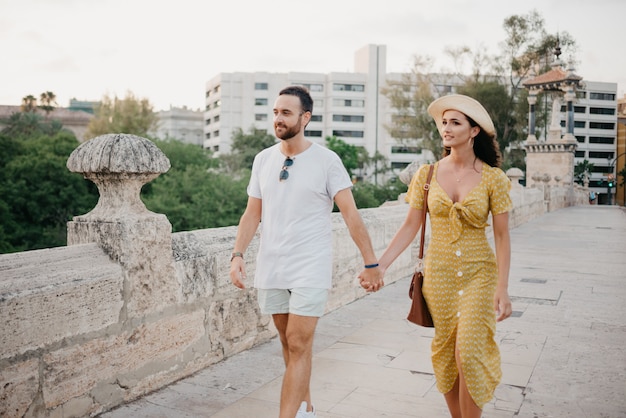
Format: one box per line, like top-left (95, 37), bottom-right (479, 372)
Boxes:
top-left (482, 163), bottom-right (510, 187)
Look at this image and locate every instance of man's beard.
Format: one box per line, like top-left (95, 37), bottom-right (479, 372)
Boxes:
top-left (275, 119), bottom-right (301, 141)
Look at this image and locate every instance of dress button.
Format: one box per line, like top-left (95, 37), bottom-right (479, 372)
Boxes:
top-left (455, 250), bottom-right (462, 257)
top-left (457, 271), bottom-right (463, 277)
top-left (458, 290), bottom-right (464, 296)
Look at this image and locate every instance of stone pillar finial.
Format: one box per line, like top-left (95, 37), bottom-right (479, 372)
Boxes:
top-left (67, 133), bottom-right (171, 220)
top-left (66, 133), bottom-right (179, 316)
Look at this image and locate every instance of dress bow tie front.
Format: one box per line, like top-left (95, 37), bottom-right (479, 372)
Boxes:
top-left (447, 201), bottom-right (488, 243)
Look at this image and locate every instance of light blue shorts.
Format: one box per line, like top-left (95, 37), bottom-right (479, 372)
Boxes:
top-left (257, 288), bottom-right (329, 317)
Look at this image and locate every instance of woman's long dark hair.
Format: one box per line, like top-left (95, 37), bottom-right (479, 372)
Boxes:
top-left (441, 114), bottom-right (502, 168)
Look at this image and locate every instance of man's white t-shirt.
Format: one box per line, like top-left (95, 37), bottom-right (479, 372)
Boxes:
top-left (247, 142), bottom-right (352, 290)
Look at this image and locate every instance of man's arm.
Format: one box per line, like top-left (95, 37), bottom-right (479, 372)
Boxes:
top-left (229, 196), bottom-right (262, 289)
top-left (334, 188), bottom-right (383, 291)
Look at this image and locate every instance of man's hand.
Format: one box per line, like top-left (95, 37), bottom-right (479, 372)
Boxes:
top-left (358, 266), bottom-right (384, 292)
top-left (230, 258), bottom-right (247, 289)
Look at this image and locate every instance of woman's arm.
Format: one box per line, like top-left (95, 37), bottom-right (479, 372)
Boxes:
top-left (492, 211), bottom-right (512, 322)
top-left (377, 206), bottom-right (423, 275)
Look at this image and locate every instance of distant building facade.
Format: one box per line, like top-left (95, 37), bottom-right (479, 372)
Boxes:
top-left (203, 45), bottom-right (435, 183)
top-left (151, 106), bottom-right (204, 146)
top-left (568, 81), bottom-right (619, 200)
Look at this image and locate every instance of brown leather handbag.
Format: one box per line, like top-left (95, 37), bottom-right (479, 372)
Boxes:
top-left (407, 164), bottom-right (434, 327)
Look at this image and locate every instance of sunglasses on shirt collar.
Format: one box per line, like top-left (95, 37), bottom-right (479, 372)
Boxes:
top-left (279, 157), bottom-right (294, 181)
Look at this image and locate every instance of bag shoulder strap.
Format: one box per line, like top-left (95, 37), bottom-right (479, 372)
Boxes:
top-left (418, 164), bottom-right (435, 259)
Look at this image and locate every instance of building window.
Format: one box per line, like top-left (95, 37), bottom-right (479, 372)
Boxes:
top-left (213, 100), bottom-right (221, 108)
top-left (575, 136), bottom-right (585, 143)
top-left (305, 130), bottom-right (323, 137)
top-left (213, 145), bottom-right (219, 152)
top-left (213, 130), bottom-right (219, 137)
top-left (333, 99), bottom-right (364, 107)
top-left (435, 84), bottom-right (453, 94)
top-left (333, 83), bottom-right (365, 92)
top-left (254, 128), bottom-right (267, 136)
top-left (310, 115), bottom-right (323, 122)
top-left (589, 107), bottom-right (616, 115)
top-left (213, 115), bottom-right (220, 123)
top-left (314, 99), bottom-right (323, 108)
top-left (255, 83), bottom-right (268, 90)
top-left (255, 113), bottom-right (268, 121)
top-left (576, 91), bottom-right (587, 99)
top-left (213, 86), bottom-right (220, 94)
top-left (589, 151), bottom-right (614, 159)
top-left (205, 132), bottom-right (211, 139)
top-left (255, 98), bottom-right (268, 106)
top-left (589, 122), bottom-right (615, 130)
top-left (573, 106), bottom-right (586, 113)
top-left (299, 83), bottom-right (324, 92)
top-left (333, 114), bottom-right (364, 123)
top-left (589, 92), bottom-right (616, 101)
top-left (391, 162), bottom-right (411, 169)
top-left (391, 146), bottom-right (420, 154)
top-left (589, 136), bottom-right (615, 144)
top-left (575, 151), bottom-right (585, 158)
top-left (332, 130), bottom-right (364, 138)
top-left (205, 119), bottom-right (211, 125)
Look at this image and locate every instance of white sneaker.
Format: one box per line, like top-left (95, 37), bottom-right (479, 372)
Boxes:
top-left (296, 401), bottom-right (316, 418)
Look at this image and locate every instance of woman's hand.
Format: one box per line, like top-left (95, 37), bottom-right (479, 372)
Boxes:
top-left (494, 287), bottom-right (512, 322)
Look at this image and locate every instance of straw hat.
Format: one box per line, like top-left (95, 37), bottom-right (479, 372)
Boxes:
top-left (427, 94), bottom-right (496, 137)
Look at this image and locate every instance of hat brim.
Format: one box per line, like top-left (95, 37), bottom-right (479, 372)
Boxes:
top-left (427, 94), bottom-right (495, 137)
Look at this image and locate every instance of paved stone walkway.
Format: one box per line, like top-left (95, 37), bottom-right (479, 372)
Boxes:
top-left (102, 205), bottom-right (626, 417)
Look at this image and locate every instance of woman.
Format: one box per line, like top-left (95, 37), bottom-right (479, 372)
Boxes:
top-left (364, 94), bottom-right (513, 417)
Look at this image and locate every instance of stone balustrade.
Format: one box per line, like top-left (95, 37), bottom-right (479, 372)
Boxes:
top-left (0, 134), bottom-right (589, 417)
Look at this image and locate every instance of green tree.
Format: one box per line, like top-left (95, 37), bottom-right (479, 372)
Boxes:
top-left (381, 56), bottom-right (442, 159)
top-left (0, 131), bottom-right (98, 253)
top-left (381, 10), bottom-right (576, 170)
top-left (220, 127), bottom-right (277, 173)
top-left (142, 139), bottom-right (248, 231)
top-left (325, 135), bottom-right (389, 182)
top-left (85, 91), bottom-right (158, 139)
top-left (0, 111), bottom-right (64, 138)
top-left (574, 159), bottom-right (595, 184)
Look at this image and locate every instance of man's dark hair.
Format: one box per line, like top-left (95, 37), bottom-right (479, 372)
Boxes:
top-left (279, 85), bottom-right (313, 114)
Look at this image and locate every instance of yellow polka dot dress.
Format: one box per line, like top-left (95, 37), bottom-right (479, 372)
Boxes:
top-left (406, 162), bottom-right (512, 408)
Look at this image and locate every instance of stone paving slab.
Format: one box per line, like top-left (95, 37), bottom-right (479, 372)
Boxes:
top-left (102, 206), bottom-right (626, 418)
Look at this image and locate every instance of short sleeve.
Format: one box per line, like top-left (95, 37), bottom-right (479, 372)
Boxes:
top-left (247, 153), bottom-right (263, 199)
top-left (489, 167), bottom-right (513, 215)
top-left (405, 164), bottom-right (431, 209)
top-left (326, 152), bottom-right (353, 199)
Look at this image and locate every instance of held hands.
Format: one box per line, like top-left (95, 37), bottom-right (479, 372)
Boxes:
top-left (230, 257), bottom-right (247, 289)
top-left (494, 288), bottom-right (512, 322)
top-left (358, 265), bottom-right (384, 292)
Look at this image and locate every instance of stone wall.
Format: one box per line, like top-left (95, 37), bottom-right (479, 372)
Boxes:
top-left (0, 134), bottom-right (589, 417)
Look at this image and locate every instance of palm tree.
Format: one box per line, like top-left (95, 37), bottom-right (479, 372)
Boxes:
top-left (21, 95), bottom-right (38, 113)
top-left (39, 91), bottom-right (58, 118)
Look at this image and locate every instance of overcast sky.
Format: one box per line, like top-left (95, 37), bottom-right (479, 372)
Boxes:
top-left (1, 0), bottom-right (623, 111)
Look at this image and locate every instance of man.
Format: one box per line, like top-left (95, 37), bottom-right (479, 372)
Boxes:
top-left (229, 86), bottom-right (383, 418)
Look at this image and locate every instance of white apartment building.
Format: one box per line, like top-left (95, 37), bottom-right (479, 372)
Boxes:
top-left (563, 81), bottom-right (618, 195)
top-left (203, 45), bottom-right (434, 183)
top-left (152, 106), bottom-right (204, 146)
